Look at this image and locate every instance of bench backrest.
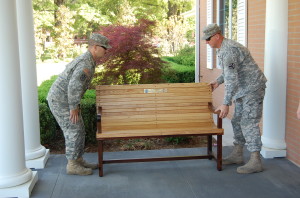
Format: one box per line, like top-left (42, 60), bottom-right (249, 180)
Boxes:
top-left (96, 83), bottom-right (221, 137)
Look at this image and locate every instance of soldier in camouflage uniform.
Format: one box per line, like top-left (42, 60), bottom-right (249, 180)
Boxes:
top-left (202, 24), bottom-right (267, 174)
top-left (47, 33), bottom-right (111, 175)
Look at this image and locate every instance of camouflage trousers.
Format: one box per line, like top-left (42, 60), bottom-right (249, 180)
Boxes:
top-left (231, 88), bottom-right (265, 152)
top-left (48, 99), bottom-right (85, 160)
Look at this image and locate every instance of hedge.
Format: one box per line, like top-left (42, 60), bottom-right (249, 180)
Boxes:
top-left (161, 46), bottom-right (195, 84)
top-left (161, 58), bottom-right (195, 83)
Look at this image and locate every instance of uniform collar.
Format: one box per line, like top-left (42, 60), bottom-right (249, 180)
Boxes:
top-left (85, 50), bottom-right (96, 68)
top-left (216, 38), bottom-right (228, 53)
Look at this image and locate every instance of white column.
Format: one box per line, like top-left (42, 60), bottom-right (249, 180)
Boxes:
top-left (195, 0), bottom-right (200, 82)
top-left (261, 0), bottom-right (288, 158)
top-left (16, 0), bottom-right (50, 169)
top-left (0, 1), bottom-right (37, 197)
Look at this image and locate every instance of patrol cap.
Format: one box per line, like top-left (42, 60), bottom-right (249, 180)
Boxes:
top-left (90, 33), bottom-right (112, 49)
top-left (201, 23), bottom-right (221, 40)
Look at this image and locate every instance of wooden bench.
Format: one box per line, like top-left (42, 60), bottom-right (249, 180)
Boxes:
top-left (96, 83), bottom-right (224, 177)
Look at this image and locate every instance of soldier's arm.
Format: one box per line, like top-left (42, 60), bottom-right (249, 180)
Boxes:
top-left (223, 48), bottom-right (240, 106)
top-left (67, 61), bottom-right (91, 110)
top-left (216, 73), bottom-right (224, 85)
top-left (210, 80), bottom-right (220, 91)
top-left (210, 65), bottom-right (224, 91)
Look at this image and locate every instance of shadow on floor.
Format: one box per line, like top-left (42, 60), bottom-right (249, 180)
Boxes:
top-left (31, 147), bottom-right (300, 198)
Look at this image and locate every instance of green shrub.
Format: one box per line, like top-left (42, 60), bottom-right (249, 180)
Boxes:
top-left (172, 46), bottom-right (195, 67)
top-left (83, 89), bottom-right (96, 99)
top-left (161, 46), bottom-right (195, 83)
top-left (39, 102), bottom-right (57, 145)
top-left (161, 57), bottom-right (195, 83)
top-left (38, 75), bottom-right (58, 103)
top-left (81, 98), bottom-right (97, 144)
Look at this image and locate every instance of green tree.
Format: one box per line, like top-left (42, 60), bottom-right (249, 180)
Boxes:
top-left (53, 5), bottom-right (75, 59)
top-left (92, 19), bottom-right (166, 85)
top-left (32, 0), bottom-right (195, 60)
top-left (33, 0), bottom-right (55, 60)
top-left (115, 0), bottom-right (137, 25)
top-left (154, 15), bottom-right (190, 55)
top-left (67, 1), bottom-right (111, 37)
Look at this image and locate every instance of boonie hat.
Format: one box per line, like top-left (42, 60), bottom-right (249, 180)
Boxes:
top-left (90, 33), bottom-right (112, 49)
top-left (201, 23), bottom-right (221, 40)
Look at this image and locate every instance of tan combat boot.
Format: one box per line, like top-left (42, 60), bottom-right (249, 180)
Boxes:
top-left (237, 151), bottom-right (263, 174)
top-left (76, 157), bottom-right (98, 170)
top-left (66, 160), bottom-right (93, 175)
top-left (223, 144), bottom-right (244, 165)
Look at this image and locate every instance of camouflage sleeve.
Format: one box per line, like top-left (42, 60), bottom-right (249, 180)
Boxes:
top-left (222, 48), bottom-right (240, 106)
top-left (216, 73), bottom-right (224, 84)
top-left (67, 61), bottom-right (91, 110)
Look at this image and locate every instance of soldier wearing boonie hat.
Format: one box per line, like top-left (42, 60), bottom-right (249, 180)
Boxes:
top-left (90, 33), bottom-right (112, 49)
top-left (47, 32), bottom-right (111, 176)
top-left (203, 23), bottom-right (267, 174)
top-left (201, 23), bottom-right (221, 40)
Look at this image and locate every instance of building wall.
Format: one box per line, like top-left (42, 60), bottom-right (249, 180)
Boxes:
top-left (198, 0), bottom-right (300, 166)
top-left (286, 0), bottom-right (300, 166)
top-left (247, 0), bottom-right (266, 70)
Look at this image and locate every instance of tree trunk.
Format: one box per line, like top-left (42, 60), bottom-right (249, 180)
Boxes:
top-left (54, 0), bottom-right (65, 27)
top-left (167, 1), bottom-right (179, 19)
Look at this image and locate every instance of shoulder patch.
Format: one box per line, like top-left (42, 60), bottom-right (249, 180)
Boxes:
top-left (80, 73), bottom-right (87, 81)
top-left (228, 63), bottom-right (235, 69)
top-left (83, 68), bottom-right (91, 77)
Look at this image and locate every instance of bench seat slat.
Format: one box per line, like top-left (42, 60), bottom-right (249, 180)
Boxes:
top-left (97, 98), bottom-right (211, 107)
top-left (101, 119), bottom-right (211, 130)
top-left (98, 91), bottom-right (212, 99)
top-left (97, 101), bottom-right (208, 109)
top-left (97, 95), bottom-right (212, 103)
top-left (101, 106), bottom-right (209, 113)
top-left (96, 83), bottom-right (211, 90)
top-left (97, 127), bottom-right (223, 139)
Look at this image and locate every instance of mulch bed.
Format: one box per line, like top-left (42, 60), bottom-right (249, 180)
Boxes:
top-left (45, 136), bottom-right (214, 154)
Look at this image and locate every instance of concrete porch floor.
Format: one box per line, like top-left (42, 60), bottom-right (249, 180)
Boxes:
top-left (30, 146), bottom-right (300, 198)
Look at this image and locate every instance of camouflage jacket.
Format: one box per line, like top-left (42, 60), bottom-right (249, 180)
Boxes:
top-left (47, 51), bottom-right (96, 110)
top-left (216, 38), bottom-right (267, 106)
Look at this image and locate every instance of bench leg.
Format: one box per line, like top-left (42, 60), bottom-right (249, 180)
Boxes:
top-left (217, 135), bottom-right (222, 171)
top-left (207, 135), bottom-right (213, 160)
top-left (98, 140), bottom-right (103, 177)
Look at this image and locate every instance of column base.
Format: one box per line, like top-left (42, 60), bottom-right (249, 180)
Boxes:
top-left (26, 149), bottom-right (50, 169)
top-left (0, 171), bottom-right (38, 198)
top-left (260, 146), bottom-right (286, 158)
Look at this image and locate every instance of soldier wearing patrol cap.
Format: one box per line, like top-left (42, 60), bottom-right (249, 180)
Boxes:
top-left (47, 33), bottom-right (111, 176)
top-left (202, 23), bottom-right (267, 174)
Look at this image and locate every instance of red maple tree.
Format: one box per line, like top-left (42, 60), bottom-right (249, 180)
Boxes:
top-left (94, 19), bottom-right (166, 85)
